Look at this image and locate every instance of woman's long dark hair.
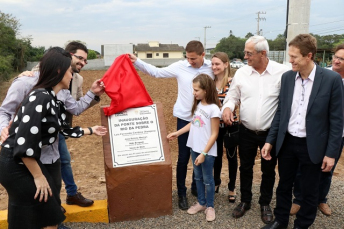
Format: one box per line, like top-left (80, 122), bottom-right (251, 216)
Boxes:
top-left (33, 47), bottom-right (72, 90)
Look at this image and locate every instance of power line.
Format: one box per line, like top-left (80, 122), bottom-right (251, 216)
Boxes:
top-left (315, 28), bottom-right (344, 35)
top-left (310, 25), bottom-right (342, 33)
top-left (309, 20), bottom-right (344, 27)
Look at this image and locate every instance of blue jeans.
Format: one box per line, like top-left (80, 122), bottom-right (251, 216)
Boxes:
top-left (176, 118), bottom-right (196, 197)
top-left (293, 137), bottom-right (344, 205)
top-left (59, 133), bottom-right (78, 196)
top-left (191, 149), bottom-right (215, 208)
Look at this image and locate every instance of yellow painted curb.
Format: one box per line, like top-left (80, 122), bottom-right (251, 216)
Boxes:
top-left (0, 210), bottom-right (8, 229)
top-left (0, 200), bottom-right (108, 228)
top-left (63, 200), bottom-right (109, 223)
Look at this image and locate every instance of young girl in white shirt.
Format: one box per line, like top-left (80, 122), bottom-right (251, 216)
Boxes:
top-left (167, 74), bottom-right (221, 222)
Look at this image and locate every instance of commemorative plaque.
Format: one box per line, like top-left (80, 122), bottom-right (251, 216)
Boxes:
top-left (101, 102), bottom-right (172, 223)
top-left (108, 104), bottom-right (165, 167)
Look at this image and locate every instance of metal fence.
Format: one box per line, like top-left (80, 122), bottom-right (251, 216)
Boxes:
top-left (268, 51), bottom-right (285, 63)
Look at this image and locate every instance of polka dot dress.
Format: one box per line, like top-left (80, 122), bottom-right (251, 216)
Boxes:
top-left (2, 88), bottom-right (84, 162)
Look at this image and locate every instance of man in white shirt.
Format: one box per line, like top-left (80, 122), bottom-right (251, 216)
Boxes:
top-left (290, 43), bottom-right (344, 217)
top-left (222, 35), bottom-right (289, 224)
top-left (128, 41), bottom-right (214, 210)
top-left (261, 34), bottom-right (343, 229)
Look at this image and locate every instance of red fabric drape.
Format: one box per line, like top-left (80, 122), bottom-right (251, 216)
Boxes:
top-left (101, 54), bottom-right (153, 116)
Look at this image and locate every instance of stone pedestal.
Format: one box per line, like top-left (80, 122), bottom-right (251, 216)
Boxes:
top-left (100, 102), bottom-right (172, 222)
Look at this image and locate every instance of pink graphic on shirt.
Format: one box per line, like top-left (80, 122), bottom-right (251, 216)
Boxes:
top-left (192, 115), bottom-right (205, 127)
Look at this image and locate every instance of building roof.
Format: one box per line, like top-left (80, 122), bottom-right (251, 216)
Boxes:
top-left (135, 44), bottom-right (184, 52)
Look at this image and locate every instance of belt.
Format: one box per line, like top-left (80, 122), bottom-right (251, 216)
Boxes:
top-left (241, 124), bottom-right (269, 135)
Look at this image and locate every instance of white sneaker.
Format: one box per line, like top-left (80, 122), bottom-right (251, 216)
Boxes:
top-left (187, 202), bottom-right (206, 215)
top-left (205, 207), bottom-right (216, 222)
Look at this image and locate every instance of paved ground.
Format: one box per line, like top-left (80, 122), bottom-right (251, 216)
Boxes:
top-left (64, 180), bottom-right (344, 229)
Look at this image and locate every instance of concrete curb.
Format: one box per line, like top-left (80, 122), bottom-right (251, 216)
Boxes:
top-left (0, 200), bottom-right (109, 228)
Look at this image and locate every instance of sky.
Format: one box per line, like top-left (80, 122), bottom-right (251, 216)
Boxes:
top-left (1, 0), bottom-right (343, 52)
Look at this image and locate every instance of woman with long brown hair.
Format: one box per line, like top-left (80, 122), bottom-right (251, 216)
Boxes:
top-left (211, 52), bottom-right (238, 203)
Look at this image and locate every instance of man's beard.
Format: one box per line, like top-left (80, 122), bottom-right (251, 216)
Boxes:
top-left (72, 65), bottom-right (80, 73)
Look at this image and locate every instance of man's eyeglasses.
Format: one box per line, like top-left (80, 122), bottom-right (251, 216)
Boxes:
top-left (333, 55), bottom-right (344, 63)
top-left (243, 51), bottom-right (258, 57)
top-left (73, 54), bottom-right (88, 64)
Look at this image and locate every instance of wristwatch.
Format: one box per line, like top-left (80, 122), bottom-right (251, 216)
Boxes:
top-left (201, 151), bottom-right (208, 156)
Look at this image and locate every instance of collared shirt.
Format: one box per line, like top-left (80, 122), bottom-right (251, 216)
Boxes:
top-left (134, 58), bottom-right (214, 121)
top-left (222, 59), bottom-right (290, 131)
top-left (0, 72), bottom-right (96, 164)
top-left (288, 64), bottom-right (316, 137)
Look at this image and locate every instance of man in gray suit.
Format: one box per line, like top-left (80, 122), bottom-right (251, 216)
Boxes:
top-left (261, 34), bottom-right (343, 229)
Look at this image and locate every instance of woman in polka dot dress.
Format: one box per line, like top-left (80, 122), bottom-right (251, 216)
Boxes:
top-left (0, 48), bottom-right (106, 229)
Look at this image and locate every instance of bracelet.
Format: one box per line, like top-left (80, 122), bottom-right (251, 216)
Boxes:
top-left (88, 127), bottom-right (93, 135)
top-left (201, 151), bottom-right (208, 156)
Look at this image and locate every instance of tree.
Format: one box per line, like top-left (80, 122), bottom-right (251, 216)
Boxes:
top-left (0, 11), bottom-right (20, 35)
top-left (87, 50), bottom-right (97, 59)
top-left (0, 11), bottom-right (19, 81)
top-left (0, 11), bottom-right (44, 81)
top-left (213, 34), bottom-right (245, 60)
top-left (245, 32), bottom-right (254, 39)
top-left (268, 34), bottom-right (286, 51)
top-left (0, 55), bottom-right (14, 81)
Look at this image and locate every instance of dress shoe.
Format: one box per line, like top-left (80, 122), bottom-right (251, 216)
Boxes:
top-left (261, 205), bottom-right (273, 224)
top-left (66, 192), bottom-right (94, 207)
top-left (191, 189), bottom-right (198, 197)
top-left (261, 220), bottom-right (287, 229)
top-left (318, 203), bottom-right (331, 216)
top-left (290, 203), bottom-right (300, 216)
top-left (232, 202), bottom-right (251, 218)
top-left (178, 196), bottom-right (189, 210)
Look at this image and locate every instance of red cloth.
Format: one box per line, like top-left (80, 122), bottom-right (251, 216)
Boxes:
top-left (101, 54), bottom-right (153, 116)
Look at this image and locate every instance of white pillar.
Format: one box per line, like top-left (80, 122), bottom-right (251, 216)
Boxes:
top-left (284, 0), bottom-right (311, 65)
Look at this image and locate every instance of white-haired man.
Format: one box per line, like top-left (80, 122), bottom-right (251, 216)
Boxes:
top-left (222, 35), bottom-right (290, 224)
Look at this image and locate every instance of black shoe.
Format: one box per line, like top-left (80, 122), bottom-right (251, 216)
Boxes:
top-left (178, 196), bottom-right (189, 210)
top-left (232, 202), bottom-right (251, 218)
top-left (261, 220), bottom-right (287, 229)
top-left (191, 189), bottom-right (198, 197)
top-left (66, 192), bottom-right (94, 207)
top-left (261, 205), bottom-right (274, 224)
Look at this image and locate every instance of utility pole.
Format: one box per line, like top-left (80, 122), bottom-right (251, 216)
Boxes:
top-left (204, 26), bottom-right (211, 51)
top-left (284, 0), bottom-right (311, 65)
top-left (256, 11), bottom-right (266, 35)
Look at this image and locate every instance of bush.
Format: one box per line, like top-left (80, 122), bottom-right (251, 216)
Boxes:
top-left (88, 50), bottom-right (97, 60)
top-left (0, 55), bottom-right (14, 81)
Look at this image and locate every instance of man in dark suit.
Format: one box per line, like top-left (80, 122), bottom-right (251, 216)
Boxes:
top-left (261, 34), bottom-right (344, 229)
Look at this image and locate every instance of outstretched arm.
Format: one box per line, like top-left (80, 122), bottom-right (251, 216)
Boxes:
top-left (167, 123), bottom-right (191, 140)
